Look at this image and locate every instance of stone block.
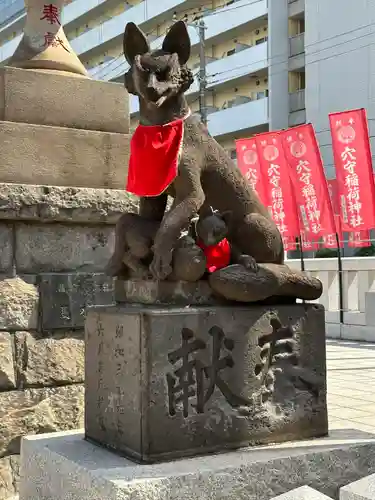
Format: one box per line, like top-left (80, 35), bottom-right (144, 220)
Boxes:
top-left (16, 225), bottom-right (114, 273)
top-left (115, 279), bottom-right (220, 305)
top-left (0, 385), bottom-right (84, 458)
top-left (0, 277), bottom-right (38, 331)
top-left (0, 183), bottom-right (138, 224)
top-left (0, 224), bottom-right (13, 273)
top-left (18, 429), bottom-right (375, 500)
top-left (14, 332), bottom-right (84, 388)
top-left (340, 473), bottom-right (375, 500)
top-left (272, 486), bottom-right (333, 499)
top-left (40, 273), bottom-right (114, 330)
top-left (0, 121), bottom-right (130, 189)
top-left (0, 455), bottom-right (19, 500)
top-left (0, 66), bottom-right (129, 134)
top-left (85, 303), bottom-right (328, 463)
top-left (0, 332), bottom-right (16, 390)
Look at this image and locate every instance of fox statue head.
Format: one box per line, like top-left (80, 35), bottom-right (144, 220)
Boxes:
top-left (123, 21), bottom-right (194, 123)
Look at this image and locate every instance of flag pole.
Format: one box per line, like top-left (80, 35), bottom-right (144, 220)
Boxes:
top-left (298, 236), bottom-right (305, 271)
top-left (335, 233), bottom-right (344, 324)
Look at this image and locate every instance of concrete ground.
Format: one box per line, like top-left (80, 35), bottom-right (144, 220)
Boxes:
top-left (327, 339), bottom-right (375, 433)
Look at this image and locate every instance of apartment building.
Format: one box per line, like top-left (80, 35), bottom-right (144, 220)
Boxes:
top-left (0, 0), bottom-right (305, 158)
top-left (1, 0), bottom-right (374, 170)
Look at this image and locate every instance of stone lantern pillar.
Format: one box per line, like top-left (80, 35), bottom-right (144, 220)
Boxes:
top-left (8, 0), bottom-right (88, 76)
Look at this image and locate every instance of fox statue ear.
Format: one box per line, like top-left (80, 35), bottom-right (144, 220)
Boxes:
top-left (123, 22), bottom-right (150, 65)
top-left (162, 21), bottom-right (191, 64)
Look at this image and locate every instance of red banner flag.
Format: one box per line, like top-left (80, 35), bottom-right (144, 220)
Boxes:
top-left (335, 215), bottom-right (344, 248)
top-left (327, 179), bottom-right (339, 215)
top-left (300, 231), bottom-right (320, 251)
top-left (329, 108), bottom-right (375, 231)
top-left (255, 132), bottom-right (300, 240)
top-left (282, 235), bottom-right (297, 251)
top-left (235, 138), bottom-right (266, 204)
top-left (322, 233), bottom-right (337, 249)
top-left (322, 183), bottom-right (344, 248)
top-left (281, 124), bottom-right (336, 238)
top-left (348, 230), bottom-right (371, 248)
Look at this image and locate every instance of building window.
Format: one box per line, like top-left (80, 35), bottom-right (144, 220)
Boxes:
top-left (299, 71), bottom-right (306, 90)
top-left (255, 36), bottom-right (268, 45)
top-left (230, 150), bottom-right (237, 159)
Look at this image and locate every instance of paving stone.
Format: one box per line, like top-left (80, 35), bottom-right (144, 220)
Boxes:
top-left (0, 277), bottom-right (38, 331)
top-left (0, 333), bottom-right (15, 390)
top-left (18, 430), bottom-right (375, 500)
top-left (272, 485), bottom-right (333, 499)
top-left (0, 385), bottom-right (84, 458)
top-left (40, 273), bottom-right (114, 330)
top-left (14, 332), bottom-right (84, 388)
top-left (15, 224), bottom-right (115, 273)
top-left (340, 472), bottom-right (375, 499)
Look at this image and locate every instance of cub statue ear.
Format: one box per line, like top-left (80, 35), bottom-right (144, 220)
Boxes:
top-left (123, 22), bottom-right (150, 65)
top-left (162, 21), bottom-right (191, 65)
top-left (220, 210), bottom-right (233, 227)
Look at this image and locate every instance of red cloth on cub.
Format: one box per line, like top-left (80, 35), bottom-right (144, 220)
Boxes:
top-left (126, 117), bottom-right (184, 197)
top-left (197, 238), bottom-right (231, 273)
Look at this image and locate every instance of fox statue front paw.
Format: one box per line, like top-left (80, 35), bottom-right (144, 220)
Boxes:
top-left (149, 250), bottom-right (173, 280)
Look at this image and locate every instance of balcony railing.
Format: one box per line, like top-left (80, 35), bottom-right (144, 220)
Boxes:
top-left (0, 0), bottom-right (25, 29)
top-left (289, 32), bottom-right (305, 57)
top-left (207, 98), bottom-right (268, 137)
top-left (289, 89), bottom-right (305, 112)
top-left (91, 25), bottom-right (268, 84)
top-left (0, 0), bottom-right (188, 62)
top-left (125, 42), bottom-right (268, 115)
top-left (1, 0), bottom-right (268, 64)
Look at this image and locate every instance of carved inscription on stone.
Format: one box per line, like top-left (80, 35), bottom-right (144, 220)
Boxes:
top-left (41, 273), bottom-right (114, 330)
top-left (166, 317), bottom-right (322, 418)
top-left (254, 316), bottom-right (321, 404)
top-left (96, 316), bottom-right (106, 432)
top-left (166, 326), bottom-right (250, 417)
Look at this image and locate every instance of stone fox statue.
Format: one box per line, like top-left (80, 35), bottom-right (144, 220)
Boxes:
top-left (118, 20), bottom-right (322, 301)
top-left (123, 20), bottom-right (282, 278)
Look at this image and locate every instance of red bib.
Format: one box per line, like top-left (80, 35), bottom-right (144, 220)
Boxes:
top-left (126, 117), bottom-right (185, 197)
top-left (197, 238), bottom-right (231, 273)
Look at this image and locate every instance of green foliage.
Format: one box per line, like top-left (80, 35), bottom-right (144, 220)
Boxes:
top-left (354, 244), bottom-right (375, 257)
top-left (315, 248), bottom-right (338, 258)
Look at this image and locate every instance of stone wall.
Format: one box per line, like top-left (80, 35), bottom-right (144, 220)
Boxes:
top-left (0, 183), bottom-right (136, 499)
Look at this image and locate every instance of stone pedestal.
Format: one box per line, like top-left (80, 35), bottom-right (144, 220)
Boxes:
top-left (0, 50), bottom-right (132, 498)
top-left (114, 279), bottom-right (221, 305)
top-left (0, 66), bottom-right (130, 189)
top-left (85, 302), bottom-right (328, 463)
top-left (0, 184), bottom-right (137, 499)
top-left (0, 66), bottom-right (129, 133)
top-left (9, 0), bottom-right (88, 76)
top-left (18, 429), bottom-right (375, 500)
